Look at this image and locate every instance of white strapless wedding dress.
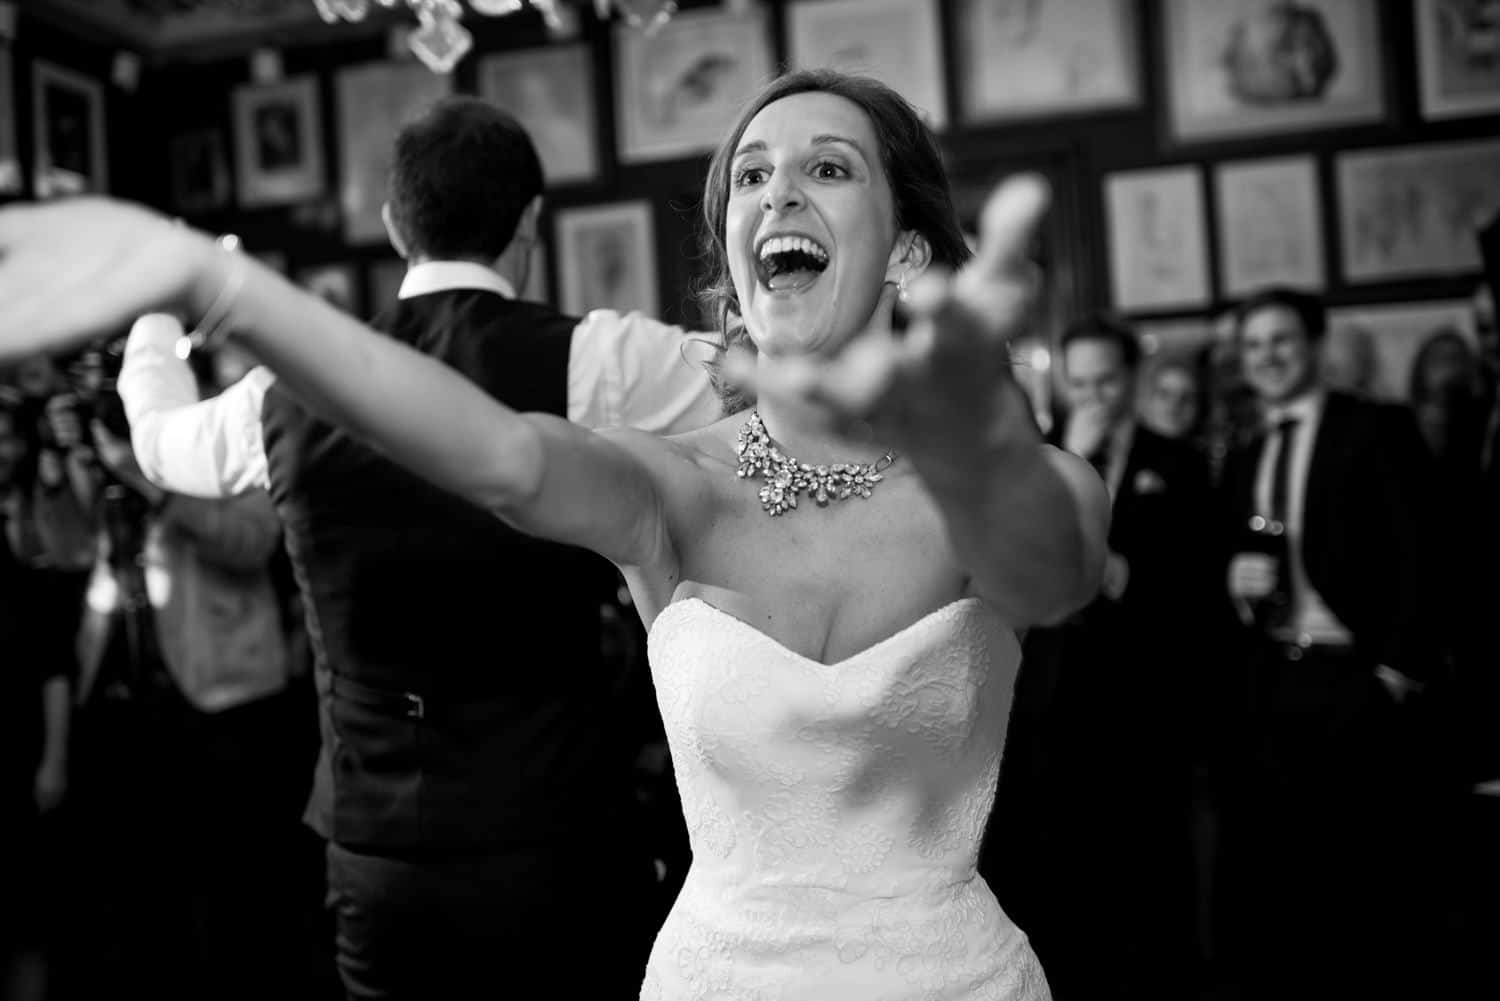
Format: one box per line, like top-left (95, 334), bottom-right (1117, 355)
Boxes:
top-left (641, 596), bottom-right (1050, 1001)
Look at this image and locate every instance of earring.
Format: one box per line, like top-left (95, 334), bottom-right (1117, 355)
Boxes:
top-left (897, 272), bottom-right (910, 303)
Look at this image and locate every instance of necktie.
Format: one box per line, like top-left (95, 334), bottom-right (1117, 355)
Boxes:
top-left (1268, 416), bottom-right (1299, 529)
top-left (1262, 416), bottom-right (1299, 634)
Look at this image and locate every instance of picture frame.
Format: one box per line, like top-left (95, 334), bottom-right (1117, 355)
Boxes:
top-left (478, 44), bottom-right (600, 186)
top-left (295, 262), bottom-right (360, 317)
top-left (1337, 139), bottom-right (1500, 282)
top-left (1326, 299), bottom-right (1478, 402)
top-left (0, 46), bottom-right (19, 194)
top-left (613, 7), bottom-right (774, 164)
top-left (1104, 165), bottom-right (1211, 312)
top-left (169, 128), bottom-right (232, 215)
top-left (1213, 155), bottom-right (1325, 297)
top-left (554, 201), bottom-right (658, 319)
top-left (956, 0), bottom-right (1140, 124)
top-left (32, 60), bottom-right (107, 198)
top-left (336, 60), bottom-right (451, 245)
top-left (1415, 0), bottom-right (1500, 120)
top-left (1161, 0), bottom-right (1386, 145)
top-left (231, 76), bottom-right (324, 208)
top-left (787, 0), bottom-right (947, 129)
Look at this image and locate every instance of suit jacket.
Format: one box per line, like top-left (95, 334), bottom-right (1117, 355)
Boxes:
top-left (262, 289), bottom-right (639, 856)
top-left (1220, 391), bottom-right (1447, 681)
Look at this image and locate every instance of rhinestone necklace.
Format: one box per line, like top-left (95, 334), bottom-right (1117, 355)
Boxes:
top-left (734, 410), bottom-right (897, 517)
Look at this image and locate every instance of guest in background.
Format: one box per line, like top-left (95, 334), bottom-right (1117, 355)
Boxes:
top-left (988, 314), bottom-right (1220, 1001)
top-left (1409, 327), bottom-right (1485, 465)
top-left (0, 401), bottom-right (73, 1001)
top-left (1218, 286), bottom-right (1448, 1001)
top-left (1319, 322), bottom-right (1379, 397)
top-left (1141, 351), bottom-right (1208, 445)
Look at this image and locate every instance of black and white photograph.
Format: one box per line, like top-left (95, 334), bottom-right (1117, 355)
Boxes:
top-left (231, 76), bottom-right (324, 208)
top-left (31, 60), bottom-right (107, 198)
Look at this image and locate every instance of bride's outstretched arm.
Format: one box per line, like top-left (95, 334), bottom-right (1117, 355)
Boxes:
top-left (0, 198), bottom-right (670, 568)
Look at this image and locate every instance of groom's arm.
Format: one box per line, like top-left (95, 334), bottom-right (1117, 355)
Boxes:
top-left (119, 313), bottom-right (274, 498)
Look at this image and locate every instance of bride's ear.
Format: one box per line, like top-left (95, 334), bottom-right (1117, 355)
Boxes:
top-left (885, 232), bottom-right (932, 285)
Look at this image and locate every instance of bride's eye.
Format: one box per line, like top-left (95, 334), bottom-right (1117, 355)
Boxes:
top-left (812, 160), bottom-right (849, 180)
top-left (733, 166), bottom-right (768, 189)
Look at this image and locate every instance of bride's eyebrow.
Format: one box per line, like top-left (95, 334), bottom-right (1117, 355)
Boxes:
top-left (809, 135), bottom-right (868, 163)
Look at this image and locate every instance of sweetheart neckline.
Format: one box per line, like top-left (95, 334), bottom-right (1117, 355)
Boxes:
top-left (650, 595), bottom-right (991, 670)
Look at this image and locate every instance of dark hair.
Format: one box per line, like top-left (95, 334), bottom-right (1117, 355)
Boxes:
top-left (1060, 312), bottom-right (1142, 371)
top-left (1407, 327), bottom-right (1478, 405)
top-left (386, 96), bottom-right (543, 262)
top-left (698, 69), bottom-right (973, 411)
top-left (1233, 286), bottom-right (1327, 342)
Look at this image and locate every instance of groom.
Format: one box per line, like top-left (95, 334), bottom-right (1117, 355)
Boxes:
top-left (118, 97), bottom-right (721, 998)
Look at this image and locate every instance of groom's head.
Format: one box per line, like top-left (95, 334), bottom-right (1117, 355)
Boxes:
top-left (382, 96), bottom-right (543, 267)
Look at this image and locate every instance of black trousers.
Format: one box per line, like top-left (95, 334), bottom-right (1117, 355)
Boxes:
top-left (1216, 644), bottom-right (1429, 1001)
top-left (326, 837), bottom-right (660, 1001)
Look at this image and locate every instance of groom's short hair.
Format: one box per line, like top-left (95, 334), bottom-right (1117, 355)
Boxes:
top-left (386, 95), bottom-right (543, 262)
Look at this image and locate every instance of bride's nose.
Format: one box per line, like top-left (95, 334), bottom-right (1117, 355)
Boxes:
top-left (760, 171), bottom-right (805, 214)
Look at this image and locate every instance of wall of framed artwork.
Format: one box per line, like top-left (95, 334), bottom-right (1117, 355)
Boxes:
top-left (335, 60), bottom-right (451, 245)
top-left (787, 0), bottom-right (947, 129)
top-left (1415, 0), bottom-right (1500, 120)
top-left (32, 60), bottom-right (107, 198)
top-left (613, 7), bottom-right (773, 164)
top-left (555, 201), bottom-right (658, 319)
top-left (1104, 165), bottom-right (1211, 312)
top-left (1161, 0), bottom-right (1386, 145)
top-left (1213, 155), bottom-right (1325, 296)
top-left (1337, 139), bottom-right (1500, 282)
top-left (479, 44), bottom-right (600, 186)
top-left (232, 76), bottom-right (323, 209)
top-left (956, 0), bottom-right (1140, 125)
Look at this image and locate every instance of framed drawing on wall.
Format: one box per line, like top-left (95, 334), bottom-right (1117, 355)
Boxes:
top-left (555, 201), bottom-right (658, 319)
top-left (336, 61), bottom-right (451, 244)
top-left (788, 0), bottom-right (947, 129)
top-left (0, 47), bottom-right (19, 194)
top-left (1162, 0), bottom-right (1386, 144)
top-left (614, 7), bottom-right (773, 164)
top-left (169, 129), bottom-right (231, 215)
top-left (1104, 165), bottom-right (1211, 312)
top-left (232, 76), bottom-right (324, 208)
top-left (1337, 139), bottom-right (1500, 282)
top-left (479, 44), bottom-right (600, 185)
top-left (1327, 299), bottom-right (1478, 402)
top-left (1416, 0), bottom-right (1500, 120)
top-left (956, 0), bottom-right (1140, 124)
top-left (32, 60), bottom-right (107, 198)
top-left (1214, 155), bottom-right (1325, 297)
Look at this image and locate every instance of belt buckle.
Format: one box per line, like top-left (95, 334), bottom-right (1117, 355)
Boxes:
top-left (403, 692), bottom-right (425, 720)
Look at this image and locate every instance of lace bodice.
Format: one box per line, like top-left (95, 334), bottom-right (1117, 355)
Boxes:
top-left (641, 596), bottom-right (1050, 1001)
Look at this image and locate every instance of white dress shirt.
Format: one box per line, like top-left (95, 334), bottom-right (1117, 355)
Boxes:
top-left (1252, 390), bottom-right (1352, 645)
top-left (120, 260), bottom-right (724, 498)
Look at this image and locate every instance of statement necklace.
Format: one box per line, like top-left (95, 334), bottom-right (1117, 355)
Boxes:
top-left (735, 410), bottom-right (897, 517)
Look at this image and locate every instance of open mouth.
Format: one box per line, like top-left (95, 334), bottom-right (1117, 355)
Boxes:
top-left (754, 234), bottom-right (829, 293)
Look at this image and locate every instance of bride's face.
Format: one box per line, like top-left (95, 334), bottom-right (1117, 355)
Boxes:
top-left (726, 92), bottom-right (906, 358)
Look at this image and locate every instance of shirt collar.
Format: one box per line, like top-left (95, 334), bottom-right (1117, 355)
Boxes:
top-left (1265, 389), bottom-right (1324, 429)
top-left (397, 260), bottom-right (515, 301)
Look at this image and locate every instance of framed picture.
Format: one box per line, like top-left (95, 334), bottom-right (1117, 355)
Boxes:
top-left (1162, 0), bottom-right (1386, 144)
top-left (296, 262), bottom-right (360, 316)
top-left (1104, 165), bottom-right (1211, 312)
top-left (1416, 0), bottom-right (1500, 120)
top-left (0, 47), bottom-right (19, 194)
top-left (32, 60), bottom-right (107, 198)
top-left (1214, 155), bottom-right (1324, 297)
top-left (232, 76), bottom-right (324, 208)
top-left (614, 7), bottom-right (773, 164)
top-left (336, 61), bottom-right (451, 245)
top-left (956, 0), bottom-right (1140, 124)
top-left (169, 129), bottom-right (231, 215)
top-left (1326, 299), bottom-right (1478, 401)
top-left (555, 201), bottom-right (658, 318)
top-left (1337, 139), bottom-right (1500, 282)
top-left (479, 44), bottom-right (600, 185)
top-left (367, 258), bottom-right (406, 319)
top-left (787, 0), bottom-right (947, 129)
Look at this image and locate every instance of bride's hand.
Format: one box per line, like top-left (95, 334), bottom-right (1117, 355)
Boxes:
top-left (740, 174), bottom-right (1049, 476)
top-left (0, 198), bottom-right (218, 360)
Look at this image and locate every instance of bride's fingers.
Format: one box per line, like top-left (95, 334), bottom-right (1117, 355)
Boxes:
top-left (964, 174), bottom-right (1050, 288)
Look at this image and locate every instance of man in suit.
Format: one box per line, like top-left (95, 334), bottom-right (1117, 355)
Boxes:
top-left (1218, 286), bottom-right (1445, 1000)
top-left (988, 316), bottom-right (1219, 1001)
top-left (118, 97), bottom-right (722, 999)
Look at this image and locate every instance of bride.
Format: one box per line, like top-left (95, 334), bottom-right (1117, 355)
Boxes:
top-left (0, 69), bottom-right (1105, 999)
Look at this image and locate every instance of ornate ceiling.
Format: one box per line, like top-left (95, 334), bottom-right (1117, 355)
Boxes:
top-left (25, 0), bottom-right (337, 57)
